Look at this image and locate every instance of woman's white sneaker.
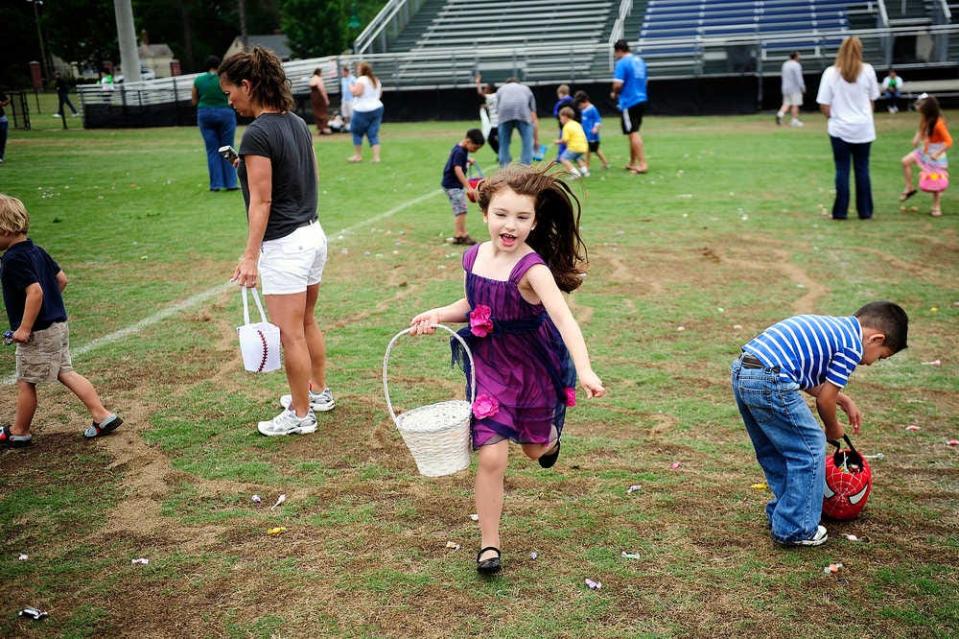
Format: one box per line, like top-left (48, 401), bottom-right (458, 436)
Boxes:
top-left (280, 388), bottom-right (335, 412)
top-left (257, 409), bottom-right (317, 436)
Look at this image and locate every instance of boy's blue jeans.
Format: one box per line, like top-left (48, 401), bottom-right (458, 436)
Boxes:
top-left (731, 357), bottom-right (826, 543)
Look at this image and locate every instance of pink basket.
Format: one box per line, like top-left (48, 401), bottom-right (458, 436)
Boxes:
top-left (919, 163), bottom-right (949, 193)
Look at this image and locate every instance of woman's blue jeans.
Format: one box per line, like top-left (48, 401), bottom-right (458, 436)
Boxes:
top-left (197, 107), bottom-right (238, 190)
top-left (829, 136), bottom-right (872, 219)
top-left (731, 358), bottom-right (826, 543)
top-left (351, 106), bottom-right (384, 146)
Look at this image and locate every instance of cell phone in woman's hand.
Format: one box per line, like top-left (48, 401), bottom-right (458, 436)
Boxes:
top-left (218, 145), bottom-right (238, 164)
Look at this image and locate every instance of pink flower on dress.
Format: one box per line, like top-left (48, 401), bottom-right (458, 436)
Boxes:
top-left (565, 387), bottom-right (577, 407)
top-left (472, 394), bottom-right (500, 419)
top-left (469, 305), bottom-right (494, 338)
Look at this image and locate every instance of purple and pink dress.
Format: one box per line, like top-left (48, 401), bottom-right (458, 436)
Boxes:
top-left (452, 243), bottom-right (576, 449)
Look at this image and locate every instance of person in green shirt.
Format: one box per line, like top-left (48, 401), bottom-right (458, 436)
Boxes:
top-left (192, 55), bottom-right (238, 191)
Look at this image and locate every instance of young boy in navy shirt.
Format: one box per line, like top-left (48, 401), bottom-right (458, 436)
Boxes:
top-left (0, 194), bottom-right (122, 447)
top-left (574, 90), bottom-right (609, 171)
top-left (731, 301), bottom-right (908, 546)
top-left (441, 128), bottom-right (484, 245)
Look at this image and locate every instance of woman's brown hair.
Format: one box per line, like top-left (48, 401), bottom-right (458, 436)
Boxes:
top-left (918, 95), bottom-right (942, 139)
top-left (357, 61), bottom-right (378, 88)
top-left (476, 165), bottom-right (587, 292)
top-left (219, 47), bottom-right (294, 112)
top-left (834, 36), bottom-right (863, 83)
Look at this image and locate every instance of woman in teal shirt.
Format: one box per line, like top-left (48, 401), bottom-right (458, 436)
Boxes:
top-left (192, 55), bottom-right (238, 191)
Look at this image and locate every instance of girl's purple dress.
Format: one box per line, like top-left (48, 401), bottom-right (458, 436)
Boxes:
top-left (452, 244), bottom-right (576, 449)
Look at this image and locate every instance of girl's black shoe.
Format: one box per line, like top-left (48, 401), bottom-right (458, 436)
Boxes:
top-left (476, 546), bottom-right (501, 575)
top-left (538, 440), bottom-right (561, 468)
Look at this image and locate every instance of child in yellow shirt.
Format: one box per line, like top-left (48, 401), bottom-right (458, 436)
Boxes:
top-left (555, 107), bottom-right (590, 178)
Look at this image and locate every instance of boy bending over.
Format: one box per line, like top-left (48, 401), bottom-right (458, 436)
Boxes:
top-left (731, 302), bottom-right (908, 546)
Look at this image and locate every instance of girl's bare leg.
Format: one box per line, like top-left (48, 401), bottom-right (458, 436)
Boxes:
top-left (476, 440), bottom-right (508, 561)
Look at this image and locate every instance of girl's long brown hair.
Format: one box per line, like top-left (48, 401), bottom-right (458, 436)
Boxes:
top-left (219, 46), bottom-right (294, 112)
top-left (477, 165), bottom-right (587, 292)
top-left (834, 36), bottom-right (863, 83)
top-left (918, 95), bottom-right (942, 139)
top-left (357, 61), bottom-right (379, 88)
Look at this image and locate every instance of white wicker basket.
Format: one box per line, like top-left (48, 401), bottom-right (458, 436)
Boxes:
top-left (383, 324), bottom-right (475, 477)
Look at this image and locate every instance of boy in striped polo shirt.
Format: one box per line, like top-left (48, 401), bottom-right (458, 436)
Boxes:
top-left (731, 302), bottom-right (908, 546)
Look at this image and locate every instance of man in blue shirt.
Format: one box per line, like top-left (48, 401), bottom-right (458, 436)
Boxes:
top-left (340, 66), bottom-right (356, 125)
top-left (610, 39), bottom-right (648, 174)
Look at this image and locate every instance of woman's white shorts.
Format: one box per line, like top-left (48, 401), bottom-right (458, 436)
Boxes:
top-left (259, 220), bottom-right (328, 295)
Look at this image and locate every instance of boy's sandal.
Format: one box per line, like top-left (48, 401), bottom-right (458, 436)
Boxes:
top-left (931, 208), bottom-right (943, 217)
top-left (476, 546), bottom-right (502, 575)
top-left (538, 440), bottom-right (561, 468)
top-left (83, 415), bottom-right (123, 439)
top-left (0, 425), bottom-right (33, 448)
top-left (899, 189), bottom-right (917, 201)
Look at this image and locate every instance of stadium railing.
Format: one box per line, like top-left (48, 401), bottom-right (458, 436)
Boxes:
top-left (78, 23), bottom-right (959, 124)
top-left (355, 0), bottom-right (428, 55)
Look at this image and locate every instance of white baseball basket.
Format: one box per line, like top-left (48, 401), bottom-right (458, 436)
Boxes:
top-left (237, 287), bottom-right (282, 373)
top-left (383, 324), bottom-right (475, 477)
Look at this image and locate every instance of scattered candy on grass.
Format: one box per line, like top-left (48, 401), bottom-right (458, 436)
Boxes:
top-left (751, 482), bottom-right (768, 490)
top-left (671, 462), bottom-right (682, 470)
top-left (905, 425), bottom-right (921, 432)
top-left (18, 607), bottom-right (47, 621)
top-left (823, 562), bottom-right (844, 574)
top-left (626, 484), bottom-right (642, 494)
top-left (922, 360), bottom-right (942, 366)
top-left (267, 527), bottom-right (287, 536)
top-left (621, 551), bottom-right (641, 560)
top-left (445, 541), bottom-right (461, 551)
top-left (131, 558), bottom-right (149, 565)
top-left (947, 440), bottom-right (959, 447)
top-left (845, 534), bottom-right (860, 542)
top-left (271, 494), bottom-right (287, 510)
top-left (733, 324), bottom-right (743, 330)
top-left (863, 453), bottom-right (885, 461)
top-left (676, 326), bottom-right (686, 332)
top-left (585, 578), bottom-right (603, 590)
top-left (469, 513), bottom-right (479, 522)
top-left (530, 551), bottom-right (538, 560)
top-left (17, 554), bottom-right (28, 561)
top-left (251, 495), bottom-right (262, 504)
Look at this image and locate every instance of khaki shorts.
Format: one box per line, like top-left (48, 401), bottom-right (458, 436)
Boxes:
top-left (782, 92), bottom-right (803, 106)
top-left (16, 321), bottom-right (74, 383)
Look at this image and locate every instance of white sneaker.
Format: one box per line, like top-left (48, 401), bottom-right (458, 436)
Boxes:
top-left (53, 113), bottom-right (62, 118)
top-left (775, 524), bottom-right (828, 547)
top-left (280, 387), bottom-right (335, 412)
top-left (790, 119), bottom-right (804, 128)
top-left (257, 408), bottom-right (317, 437)
top-left (580, 169), bottom-right (591, 178)
top-left (776, 112), bottom-right (784, 126)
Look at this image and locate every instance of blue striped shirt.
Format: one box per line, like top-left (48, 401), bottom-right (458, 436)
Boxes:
top-left (743, 315), bottom-right (863, 389)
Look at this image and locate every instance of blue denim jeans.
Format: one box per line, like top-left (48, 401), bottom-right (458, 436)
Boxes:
top-left (731, 358), bottom-right (826, 543)
top-left (351, 106), bottom-right (384, 146)
top-left (197, 107), bottom-right (238, 190)
top-left (829, 136), bottom-right (872, 219)
top-left (498, 119), bottom-right (534, 166)
top-left (0, 116), bottom-right (8, 161)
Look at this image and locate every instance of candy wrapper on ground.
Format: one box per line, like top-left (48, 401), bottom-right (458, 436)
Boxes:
top-left (18, 607), bottom-right (48, 621)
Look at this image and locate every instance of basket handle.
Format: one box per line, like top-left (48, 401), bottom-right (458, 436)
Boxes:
top-left (382, 324), bottom-right (476, 427)
top-left (241, 286), bottom-right (269, 326)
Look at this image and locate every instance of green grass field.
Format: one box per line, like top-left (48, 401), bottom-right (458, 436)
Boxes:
top-left (0, 104), bottom-right (957, 638)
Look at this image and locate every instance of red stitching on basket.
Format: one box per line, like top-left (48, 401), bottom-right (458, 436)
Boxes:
top-left (256, 329), bottom-right (268, 372)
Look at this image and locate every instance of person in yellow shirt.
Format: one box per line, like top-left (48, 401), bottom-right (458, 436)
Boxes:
top-left (555, 107), bottom-right (590, 178)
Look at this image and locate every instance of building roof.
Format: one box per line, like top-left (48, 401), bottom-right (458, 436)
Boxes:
top-left (139, 43), bottom-right (175, 58)
top-left (225, 34), bottom-right (292, 61)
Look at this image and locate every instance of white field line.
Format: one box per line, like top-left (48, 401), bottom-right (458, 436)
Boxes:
top-left (3, 187), bottom-right (444, 384)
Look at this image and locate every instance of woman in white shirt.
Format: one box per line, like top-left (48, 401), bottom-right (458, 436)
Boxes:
top-left (347, 62), bottom-right (384, 163)
top-left (816, 36), bottom-right (880, 220)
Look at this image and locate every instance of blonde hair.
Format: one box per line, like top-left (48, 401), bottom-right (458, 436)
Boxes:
top-left (557, 84), bottom-right (570, 97)
top-left (559, 106), bottom-right (575, 119)
top-left (834, 37), bottom-right (863, 83)
top-left (0, 194), bottom-right (29, 235)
